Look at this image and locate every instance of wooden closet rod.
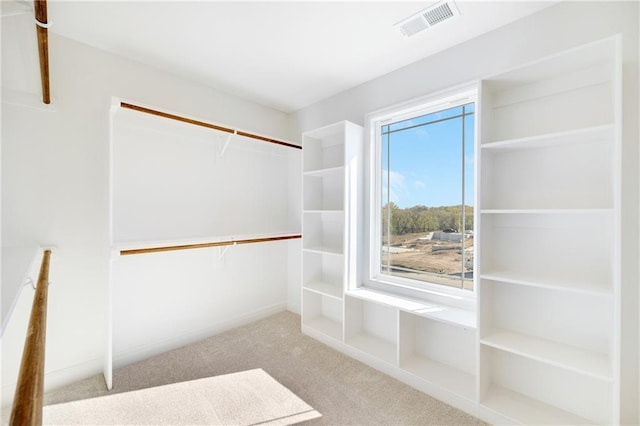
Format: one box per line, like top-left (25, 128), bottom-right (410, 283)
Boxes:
top-left (10, 249), bottom-right (51, 425)
top-left (120, 102), bottom-right (301, 150)
top-left (34, 0), bottom-right (51, 104)
top-left (120, 234), bottom-right (301, 256)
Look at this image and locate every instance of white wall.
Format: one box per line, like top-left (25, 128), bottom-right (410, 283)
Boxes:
top-left (1, 13), bottom-right (296, 405)
top-left (292, 2), bottom-right (639, 423)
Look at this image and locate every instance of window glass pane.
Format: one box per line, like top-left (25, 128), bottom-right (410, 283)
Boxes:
top-left (379, 103), bottom-right (474, 291)
top-left (387, 105), bottom-right (463, 134)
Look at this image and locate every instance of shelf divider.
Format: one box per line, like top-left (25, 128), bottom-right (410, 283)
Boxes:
top-left (479, 272), bottom-right (612, 297)
top-left (480, 124), bottom-right (613, 151)
top-left (303, 281), bottom-right (343, 300)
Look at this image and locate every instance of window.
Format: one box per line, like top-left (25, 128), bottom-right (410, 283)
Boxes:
top-left (369, 91), bottom-right (476, 294)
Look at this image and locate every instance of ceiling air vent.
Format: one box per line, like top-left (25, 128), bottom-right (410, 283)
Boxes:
top-left (394, 0), bottom-right (460, 38)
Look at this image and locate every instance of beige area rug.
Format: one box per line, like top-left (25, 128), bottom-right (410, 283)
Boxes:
top-left (43, 368), bottom-right (320, 425)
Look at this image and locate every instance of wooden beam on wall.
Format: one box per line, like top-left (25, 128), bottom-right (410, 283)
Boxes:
top-left (34, 0), bottom-right (51, 104)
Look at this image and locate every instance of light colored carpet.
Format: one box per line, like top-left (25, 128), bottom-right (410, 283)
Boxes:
top-left (43, 368), bottom-right (320, 425)
top-left (8, 311), bottom-right (484, 425)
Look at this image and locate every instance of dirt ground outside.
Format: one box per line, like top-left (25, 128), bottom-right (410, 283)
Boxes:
top-left (381, 232), bottom-right (474, 290)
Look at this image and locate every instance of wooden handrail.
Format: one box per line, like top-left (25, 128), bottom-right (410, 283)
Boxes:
top-left (10, 249), bottom-right (52, 426)
top-left (34, 0), bottom-right (50, 104)
top-left (120, 102), bottom-right (302, 150)
top-left (120, 234), bottom-right (301, 256)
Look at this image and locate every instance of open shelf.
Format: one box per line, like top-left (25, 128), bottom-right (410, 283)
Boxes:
top-left (481, 329), bottom-right (611, 381)
top-left (303, 209), bottom-right (344, 215)
top-left (303, 174), bottom-right (344, 211)
top-left (347, 333), bottom-right (397, 365)
top-left (302, 251), bottom-right (344, 300)
top-left (479, 279), bottom-right (612, 373)
top-left (345, 296), bottom-right (398, 365)
top-left (303, 165), bottom-right (344, 178)
top-left (302, 212), bottom-right (344, 255)
top-left (303, 281), bottom-right (342, 300)
top-left (480, 208), bottom-right (613, 215)
top-left (302, 246), bottom-right (342, 256)
top-left (479, 271), bottom-right (612, 296)
top-left (402, 356), bottom-right (476, 401)
top-left (480, 347), bottom-right (613, 424)
top-left (302, 290), bottom-right (343, 341)
top-left (303, 316), bottom-right (342, 341)
top-left (480, 124), bottom-right (613, 151)
top-left (302, 132), bottom-right (344, 173)
top-left (480, 37), bottom-right (616, 144)
top-left (480, 136), bottom-right (614, 210)
top-left (481, 385), bottom-right (597, 425)
top-left (480, 213), bottom-right (614, 292)
top-left (399, 311), bottom-right (476, 400)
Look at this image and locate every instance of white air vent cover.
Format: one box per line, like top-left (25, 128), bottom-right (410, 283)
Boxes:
top-left (394, 0), bottom-right (460, 38)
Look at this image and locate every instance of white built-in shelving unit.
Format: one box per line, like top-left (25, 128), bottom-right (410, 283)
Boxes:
top-left (301, 121), bottom-right (363, 343)
top-left (477, 35), bottom-right (621, 424)
top-left (301, 35), bottom-right (621, 425)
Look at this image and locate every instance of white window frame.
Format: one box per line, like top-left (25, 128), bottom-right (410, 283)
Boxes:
top-left (360, 84), bottom-right (478, 307)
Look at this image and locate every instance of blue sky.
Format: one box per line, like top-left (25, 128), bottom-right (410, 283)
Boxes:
top-left (381, 105), bottom-right (474, 209)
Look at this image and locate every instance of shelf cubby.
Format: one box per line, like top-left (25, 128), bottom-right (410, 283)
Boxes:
top-left (302, 212), bottom-right (344, 255)
top-left (480, 213), bottom-right (613, 293)
top-left (302, 251), bottom-right (344, 300)
top-left (399, 311), bottom-right (476, 400)
top-left (302, 130), bottom-right (344, 173)
top-left (479, 280), bottom-right (612, 378)
top-left (302, 289), bottom-right (343, 341)
top-left (345, 296), bottom-right (397, 365)
top-left (480, 134), bottom-right (614, 210)
top-left (480, 347), bottom-right (612, 425)
top-left (303, 172), bottom-right (344, 211)
top-left (480, 38), bottom-right (616, 144)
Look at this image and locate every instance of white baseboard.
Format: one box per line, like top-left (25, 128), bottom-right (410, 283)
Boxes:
top-left (112, 302), bottom-right (288, 370)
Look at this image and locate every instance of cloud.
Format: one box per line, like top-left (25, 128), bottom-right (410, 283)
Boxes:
top-left (414, 180), bottom-right (425, 188)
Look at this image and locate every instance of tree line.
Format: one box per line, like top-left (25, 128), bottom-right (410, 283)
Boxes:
top-left (382, 203), bottom-right (474, 236)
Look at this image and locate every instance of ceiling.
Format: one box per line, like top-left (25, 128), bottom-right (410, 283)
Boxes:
top-left (5, 1), bottom-right (555, 113)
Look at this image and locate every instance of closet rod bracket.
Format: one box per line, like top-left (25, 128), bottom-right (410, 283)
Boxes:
top-left (218, 241), bottom-right (236, 261)
top-left (220, 131), bottom-right (237, 157)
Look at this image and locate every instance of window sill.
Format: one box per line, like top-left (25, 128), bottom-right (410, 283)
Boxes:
top-left (346, 287), bottom-right (476, 330)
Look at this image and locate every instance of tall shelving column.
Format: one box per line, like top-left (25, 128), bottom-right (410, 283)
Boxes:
top-left (301, 121), bottom-right (363, 343)
top-left (477, 36), bottom-right (621, 424)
